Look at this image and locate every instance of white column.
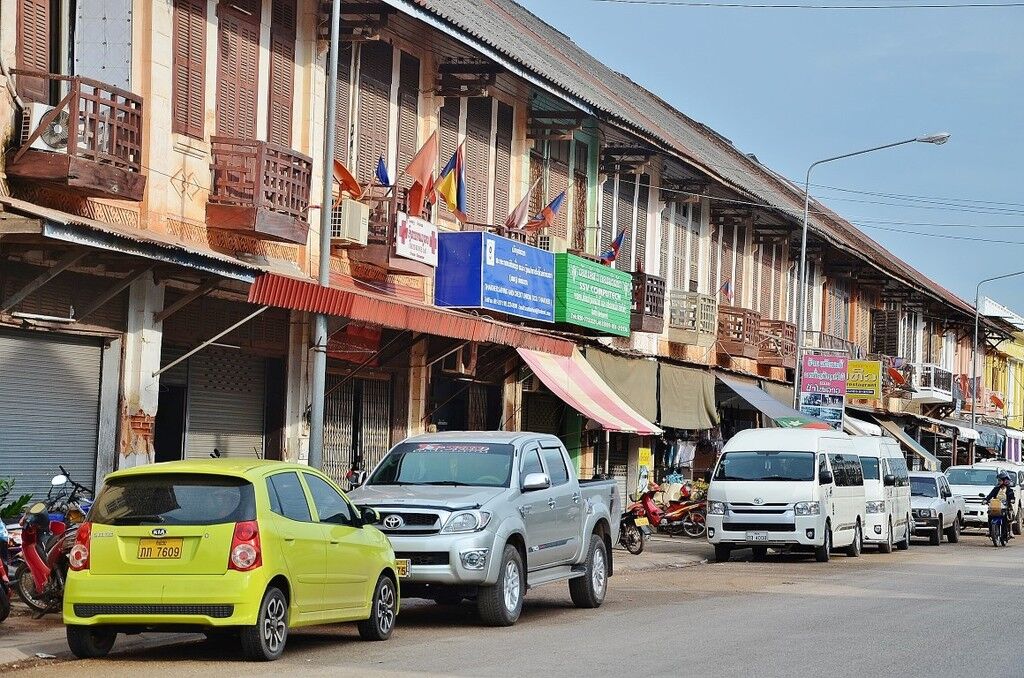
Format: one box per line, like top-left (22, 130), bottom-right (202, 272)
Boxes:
top-left (285, 310), bottom-right (310, 463)
top-left (119, 272), bottom-right (165, 469)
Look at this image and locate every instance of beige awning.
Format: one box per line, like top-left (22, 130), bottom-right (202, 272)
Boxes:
top-left (584, 348), bottom-right (658, 422)
top-left (659, 364), bottom-right (718, 430)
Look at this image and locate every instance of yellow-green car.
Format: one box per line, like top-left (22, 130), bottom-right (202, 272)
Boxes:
top-left (63, 459), bottom-right (401, 661)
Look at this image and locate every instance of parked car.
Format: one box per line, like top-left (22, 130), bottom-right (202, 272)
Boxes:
top-left (348, 432), bottom-right (619, 627)
top-left (852, 436), bottom-right (912, 553)
top-left (972, 461), bottom-right (1024, 535)
top-left (946, 465), bottom-right (1003, 531)
top-left (705, 428), bottom-right (866, 563)
top-left (909, 471), bottom-right (965, 545)
top-left (63, 460), bottom-right (400, 662)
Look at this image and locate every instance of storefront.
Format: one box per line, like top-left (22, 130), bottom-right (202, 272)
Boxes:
top-left (657, 363), bottom-right (719, 481)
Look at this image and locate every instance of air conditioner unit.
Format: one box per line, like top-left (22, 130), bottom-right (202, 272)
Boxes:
top-left (537, 234), bottom-right (568, 254)
top-left (441, 344), bottom-right (478, 376)
top-left (21, 102), bottom-right (72, 152)
top-left (331, 199), bottom-right (369, 247)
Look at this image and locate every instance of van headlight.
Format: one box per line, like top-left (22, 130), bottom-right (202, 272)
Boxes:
top-left (708, 501), bottom-right (726, 515)
top-left (441, 511), bottom-right (492, 534)
top-left (794, 501), bottom-right (821, 516)
top-left (866, 501), bottom-right (886, 514)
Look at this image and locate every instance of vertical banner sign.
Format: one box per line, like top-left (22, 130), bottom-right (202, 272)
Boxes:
top-left (846, 360), bottom-right (882, 400)
top-left (636, 447), bottom-right (653, 498)
top-left (799, 354), bottom-right (849, 431)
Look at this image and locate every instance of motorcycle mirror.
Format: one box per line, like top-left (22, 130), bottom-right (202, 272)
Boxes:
top-left (51, 474), bottom-right (68, 487)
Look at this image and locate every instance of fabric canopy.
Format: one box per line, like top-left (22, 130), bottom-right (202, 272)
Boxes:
top-left (659, 364), bottom-right (718, 430)
top-left (718, 374), bottom-right (829, 429)
top-left (584, 349), bottom-right (658, 421)
top-left (761, 381), bottom-right (795, 408)
top-left (518, 348), bottom-right (661, 435)
top-left (845, 416), bottom-right (882, 437)
top-left (874, 417), bottom-right (941, 472)
top-left (922, 416), bottom-right (979, 441)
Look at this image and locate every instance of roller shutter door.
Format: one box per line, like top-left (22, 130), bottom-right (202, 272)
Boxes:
top-left (0, 330), bottom-right (101, 498)
top-left (186, 348), bottom-right (265, 459)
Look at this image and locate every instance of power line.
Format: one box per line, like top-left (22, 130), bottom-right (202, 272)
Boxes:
top-left (857, 223), bottom-right (1024, 245)
top-left (589, 0), bottom-right (1024, 8)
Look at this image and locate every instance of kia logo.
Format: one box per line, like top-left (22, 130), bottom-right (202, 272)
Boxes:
top-left (382, 514), bottom-right (405, 529)
top-left (151, 528), bottom-right (167, 537)
top-left (753, 497), bottom-right (764, 506)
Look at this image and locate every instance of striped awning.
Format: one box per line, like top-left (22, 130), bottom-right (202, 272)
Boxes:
top-left (518, 348), bottom-right (661, 435)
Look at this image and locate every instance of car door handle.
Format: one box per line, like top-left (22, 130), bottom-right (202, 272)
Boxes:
top-left (284, 537), bottom-right (295, 543)
top-left (548, 498), bottom-right (556, 509)
top-left (330, 540), bottom-right (340, 545)
top-left (571, 493), bottom-right (580, 504)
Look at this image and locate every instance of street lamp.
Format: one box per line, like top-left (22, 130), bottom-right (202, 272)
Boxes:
top-left (971, 270), bottom-right (1024, 430)
top-left (793, 133), bottom-right (952, 407)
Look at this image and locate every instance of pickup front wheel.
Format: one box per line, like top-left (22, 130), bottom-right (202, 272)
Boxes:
top-left (570, 533), bottom-right (609, 609)
top-left (477, 545), bottom-right (524, 627)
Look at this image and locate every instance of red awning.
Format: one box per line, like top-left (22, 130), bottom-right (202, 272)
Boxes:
top-left (518, 348), bottom-right (661, 435)
top-left (248, 273), bottom-right (574, 356)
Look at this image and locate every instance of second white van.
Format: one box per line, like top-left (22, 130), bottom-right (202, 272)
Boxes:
top-left (851, 436), bottom-right (912, 552)
top-left (706, 428), bottom-right (866, 563)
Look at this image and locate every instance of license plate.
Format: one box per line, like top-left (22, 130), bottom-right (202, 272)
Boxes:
top-left (395, 559), bottom-right (410, 578)
top-left (137, 538), bottom-right (183, 559)
top-left (634, 517), bottom-right (649, 527)
top-left (746, 532), bottom-right (770, 542)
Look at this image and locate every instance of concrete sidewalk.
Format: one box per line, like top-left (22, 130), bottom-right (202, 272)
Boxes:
top-left (614, 534), bottom-right (712, 573)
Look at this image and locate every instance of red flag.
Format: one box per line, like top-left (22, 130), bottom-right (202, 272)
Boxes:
top-left (332, 160), bottom-right (363, 203)
top-left (525, 191), bottom-right (566, 233)
top-left (403, 130), bottom-right (438, 191)
top-left (407, 175), bottom-right (435, 218)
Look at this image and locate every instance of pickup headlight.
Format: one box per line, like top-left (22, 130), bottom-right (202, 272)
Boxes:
top-left (866, 501), bottom-right (886, 514)
top-left (441, 510), bottom-right (492, 534)
top-left (794, 501), bottom-right (821, 516)
top-left (708, 501), bottom-right (726, 515)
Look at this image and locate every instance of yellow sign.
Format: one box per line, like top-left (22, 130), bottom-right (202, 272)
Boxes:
top-left (635, 447), bottom-right (653, 498)
top-left (846, 360), bottom-right (882, 399)
top-left (637, 447), bottom-right (653, 469)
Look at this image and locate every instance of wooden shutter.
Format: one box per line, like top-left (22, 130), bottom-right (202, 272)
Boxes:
top-left (355, 41), bottom-right (392, 184)
top-left (493, 102), bottom-right (513, 224)
top-left (216, 4), bottom-right (260, 139)
top-left (437, 99), bottom-right (460, 222)
top-left (600, 180), bottom-right (614, 251)
top-left (395, 51), bottom-right (420, 191)
top-left (17, 0), bottom-right (51, 102)
top-left (709, 223), bottom-right (720, 296)
top-left (267, 0), bottom-right (296, 146)
top-left (634, 175), bottom-right (649, 272)
top-left (759, 245), bottom-right (772, 316)
top-left (529, 150), bottom-right (545, 218)
top-left (689, 202), bottom-right (701, 292)
top-left (571, 141), bottom-right (588, 251)
top-left (548, 142), bottom-right (570, 239)
top-left (720, 223), bottom-right (735, 303)
top-left (465, 98), bottom-right (492, 224)
top-left (733, 224), bottom-right (745, 305)
top-left (871, 309), bottom-right (900, 356)
top-left (616, 175), bottom-right (635, 273)
top-left (334, 45), bottom-right (352, 166)
top-left (660, 206), bottom-right (672, 282)
top-left (172, 0), bottom-right (207, 138)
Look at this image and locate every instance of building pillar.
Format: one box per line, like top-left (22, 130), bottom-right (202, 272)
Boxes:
top-left (502, 358), bottom-right (522, 431)
top-left (285, 310), bottom-right (310, 463)
top-left (119, 272), bottom-right (165, 468)
top-left (407, 338), bottom-right (429, 436)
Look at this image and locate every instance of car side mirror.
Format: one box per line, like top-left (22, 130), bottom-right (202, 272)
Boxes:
top-left (359, 506), bottom-right (379, 526)
top-left (883, 474), bottom-right (896, 487)
top-left (819, 471), bottom-right (834, 485)
top-left (521, 472), bottom-right (551, 492)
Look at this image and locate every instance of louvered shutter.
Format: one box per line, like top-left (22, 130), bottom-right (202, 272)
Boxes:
top-left (529, 150), bottom-right (545, 218)
top-left (732, 224), bottom-right (745, 305)
top-left (571, 141), bottom-right (588, 251)
top-left (465, 98), bottom-right (492, 224)
top-left (493, 102), bottom-right (513, 224)
top-left (616, 175), bottom-right (636, 273)
top-left (689, 203), bottom-right (701, 292)
top-left (437, 100), bottom-right (460, 222)
top-left (660, 205), bottom-right (672, 281)
top-left (216, 5), bottom-right (260, 139)
top-left (334, 46), bottom-right (352, 166)
top-left (759, 244), bottom-right (772, 316)
top-left (600, 180), bottom-right (614, 251)
top-left (548, 142), bottom-right (570, 239)
top-left (633, 176), bottom-right (650, 272)
top-left (871, 309), bottom-right (900, 356)
top-left (172, 0), bottom-right (207, 138)
top-left (672, 209), bottom-right (687, 291)
top-left (720, 223), bottom-right (735, 303)
top-left (16, 0), bottom-right (51, 102)
top-left (267, 0), bottom-right (296, 146)
top-left (395, 52), bottom-right (420, 191)
top-left (356, 41), bottom-right (392, 184)
top-left (709, 223), bottom-right (720, 296)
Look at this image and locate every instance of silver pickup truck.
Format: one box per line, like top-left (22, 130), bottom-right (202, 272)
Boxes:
top-left (349, 431), bottom-right (620, 626)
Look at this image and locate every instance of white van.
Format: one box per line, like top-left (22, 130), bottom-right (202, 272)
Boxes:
top-left (706, 428), bottom-right (866, 563)
top-left (851, 436), bottom-right (912, 552)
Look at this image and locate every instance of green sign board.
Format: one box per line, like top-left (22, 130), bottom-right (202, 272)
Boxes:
top-left (554, 253), bottom-right (632, 336)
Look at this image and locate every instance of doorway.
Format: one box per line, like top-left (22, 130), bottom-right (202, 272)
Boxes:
top-left (154, 384), bottom-right (187, 463)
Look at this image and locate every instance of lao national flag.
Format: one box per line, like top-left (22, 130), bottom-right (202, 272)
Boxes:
top-left (526, 191), bottom-right (566, 233)
top-left (600, 230), bottom-right (626, 264)
top-left (718, 280), bottom-right (734, 303)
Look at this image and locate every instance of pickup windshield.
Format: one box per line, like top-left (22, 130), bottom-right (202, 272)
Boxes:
top-left (946, 469), bottom-right (998, 486)
top-left (910, 477), bottom-right (938, 498)
top-left (713, 451), bottom-right (814, 482)
top-left (369, 442), bottom-right (515, 488)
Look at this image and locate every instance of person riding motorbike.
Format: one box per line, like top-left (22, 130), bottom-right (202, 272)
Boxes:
top-left (985, 472), bottom-right (1016, 542)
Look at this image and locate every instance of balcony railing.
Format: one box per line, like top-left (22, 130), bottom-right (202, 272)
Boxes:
top-left (345, 187), bottom-right (435, 278)
top-left (718, 304), bottom-right (762, 360)
top-left (667, 291), bottom-right (717, 347)
top-left (8, 70), bottom-right (145, 201)
top-left (803, 331), bottom-right (866, 360)
top-left (207, 137), bottom-right (313, 245)
top-left (630, 272), bottom-right (666, 333)
top-left (911, 363), bottom-right (954, 404)
top-left (759, 318), bottom-right (797, 369)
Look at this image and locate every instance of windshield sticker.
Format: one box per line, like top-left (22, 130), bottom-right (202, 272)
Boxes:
top-left (416, 444), bottom-right (491, 453)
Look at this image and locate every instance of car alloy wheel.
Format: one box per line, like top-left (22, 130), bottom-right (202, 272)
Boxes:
top-left (591, 544), bottom-right (607, 599)
top-left (263, 594), bottom-right (287, 654)
top-left (503, 559), bottom-right (521, 614)
top-left (376, 579), bottom-right (396, 636)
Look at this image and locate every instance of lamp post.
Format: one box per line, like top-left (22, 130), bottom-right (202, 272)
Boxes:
top-left (793, 133), bottom-right (951, 408)
top-left (971, 270), bottom-right (1024, 430)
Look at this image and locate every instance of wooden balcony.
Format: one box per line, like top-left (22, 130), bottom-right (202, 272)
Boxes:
top-left (206, 137), bottom-right (313, 245)
top-left (958, 378), bottom-right (1005, 417)
top-left (803, 331), bottom-right (867, 359)
top-left (717, 304), bottom-right (761, 359)
top-left (759, 318), bottom-right (797, 369)
top-left (630, 272), bottom-right (666, 333)
top-left (346, 186), bottom-right (435, 278)
top-left (7, 70), bottom-right (145, 201)
top-left (667, 291), bottom-right (717, 347)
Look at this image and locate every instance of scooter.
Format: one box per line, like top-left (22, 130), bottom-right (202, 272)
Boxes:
top-left (632, 485), bottom-right (708, 539)
top-left (989, 501), bottom-right (1009, 547)
top-left (0, 539), bottom-right (12, 624)
top-left (619, 510), bottom-right (651, 555)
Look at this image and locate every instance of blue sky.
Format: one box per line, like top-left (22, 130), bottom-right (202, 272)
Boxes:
top-left (518, 0), bottom-right (1024, 314)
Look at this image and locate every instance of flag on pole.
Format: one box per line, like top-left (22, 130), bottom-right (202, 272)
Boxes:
top-left (375, 156), bottom-right (391, 187)
top-left (403, 130), bottom-right (438, 190)
top-left (435, 143), bottom-right (467, 222)
top-left (332, 159), bottom-right (363, 203)
top-left (600, 230), bottom-right (626, 264)
top-left (504, 178), bottom-right (541, 230)
top-left (407, 176), bottom-right (435, 218)
top-left (718, 280), bottom-right (734, 303)
top-left (525, 191), bottom-right (566, 233)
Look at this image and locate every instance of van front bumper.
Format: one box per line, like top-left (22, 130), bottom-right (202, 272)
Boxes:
top-left (862, 513), bottom-right (888, 544)
top-left (706, 512), bottom-right (827, 548)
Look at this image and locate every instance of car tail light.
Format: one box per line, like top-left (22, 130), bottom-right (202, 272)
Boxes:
top-left (69, 522), bottom-right (92, 572)
top-left (228, 520), bottom-right (262, 571)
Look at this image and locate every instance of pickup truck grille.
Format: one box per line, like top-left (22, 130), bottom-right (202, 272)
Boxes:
top-left (722, 522), bottom-right (795, 532)
top-left (395, 551), bottom-right (450, 566)
top-left (375, 511), bottom-right (442, 535)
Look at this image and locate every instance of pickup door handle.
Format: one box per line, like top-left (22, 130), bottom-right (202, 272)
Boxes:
top-left (571, 493), bottom-right (580, 504)
top-left (547, 498), bottom-right (556, 509)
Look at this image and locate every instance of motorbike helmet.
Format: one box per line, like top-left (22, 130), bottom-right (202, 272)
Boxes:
top-left (998, 472), bottom-right (1011, 482)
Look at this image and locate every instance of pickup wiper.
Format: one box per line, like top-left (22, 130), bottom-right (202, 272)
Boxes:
top-left (413, 480), bottom-right (470, 487)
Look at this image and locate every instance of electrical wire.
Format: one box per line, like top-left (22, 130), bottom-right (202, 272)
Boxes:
top-left (588, 0), bottom-right (1024, 8)
top-left (857, 223), bottom-right (1024, 245)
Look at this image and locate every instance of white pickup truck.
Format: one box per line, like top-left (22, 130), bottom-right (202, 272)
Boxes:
top-left (349, 432), bottom-right (620, 626)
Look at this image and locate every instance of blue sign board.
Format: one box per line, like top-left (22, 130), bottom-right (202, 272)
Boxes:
top-left (435, 231), bottom-right (555, 323)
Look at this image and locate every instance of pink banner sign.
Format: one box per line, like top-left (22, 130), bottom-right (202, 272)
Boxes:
top-left (799, 354), bottom-right (849, 431)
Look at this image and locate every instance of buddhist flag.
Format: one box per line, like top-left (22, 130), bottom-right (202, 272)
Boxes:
top-left (525, 191), bottom-right (566, 233)
top-left (504, 178), bottom-right (541, 230)
top-left (403, 130), bottom-right (438, 191)
top-left (436, 143), bottom-right (467, 223)
top-left (601, 229), bottom-right (625, 264)
top-left (332, 159), bottom-right (363, 203)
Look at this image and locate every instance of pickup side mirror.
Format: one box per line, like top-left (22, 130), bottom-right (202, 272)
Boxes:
top-left (359, 506), bottom-right (379, 526)
top-left (883, 474), bottom-right (896, 487)
top-left (819, 470), bottom-right (834, 486)
top-left (521, 472), bottom-right (551, 492)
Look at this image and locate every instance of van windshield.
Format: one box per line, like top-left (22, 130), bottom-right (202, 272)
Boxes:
top-left (368, 442), bottom-right (515, 488)
top-left (946, 468), bottom-right (998, 486)
top-left (859, 457), bottom-right (880, 481)
top-left (713, 451), bottom-right (815, 482)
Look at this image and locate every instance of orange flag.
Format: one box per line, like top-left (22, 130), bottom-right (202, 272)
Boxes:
top-left (332, 159), bottom-right (363, 204)
top-left (403, 130), bottom-right (438, 191)
top-left (407, 176), bottom-right (435, 219)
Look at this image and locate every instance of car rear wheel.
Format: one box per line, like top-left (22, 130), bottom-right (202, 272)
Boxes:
top-left (358, 575), bottom-right (397, 641)
top-left (569, 533), bottom-right (608, 609)
top-left (240, 586), bottom-right (288, 662)
top-left (66, 626), bottom-right (116, 659)
top-left (477, 544), bottom-right (524, 626)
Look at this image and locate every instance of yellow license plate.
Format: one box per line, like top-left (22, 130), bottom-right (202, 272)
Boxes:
top-left (395, 559), bottom-right (410, 578)
top-left (137, 538), bottom-right (183, 560)
top-left (634, 517), bottom-right (649, 527)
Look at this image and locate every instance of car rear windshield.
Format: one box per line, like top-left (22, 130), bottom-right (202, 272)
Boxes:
top-left (713, 451), bottom-right (815, 482)
top-left (859, 457), bottom-right (880, 480)
top-left (90, 473), bottom-right (256, 526)
top-left (946, 468), bottom-right (998, 486)
top-left (368, 442), bottom-right (515, 487)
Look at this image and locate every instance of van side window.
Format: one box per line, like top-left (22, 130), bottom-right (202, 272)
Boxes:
top-left (818, 454), bottom-right (830, 482)
top-left (827, 454), bottom-right (848, 486)
top-left (888, 456), bottom-right (910, 486)
top-left (847, 458), bottom-right (864, 486)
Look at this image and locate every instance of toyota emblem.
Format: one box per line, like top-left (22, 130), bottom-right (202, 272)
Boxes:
top-left (382, 514), bottom-right (405, 529)
top-left (753, 497), bottom-right (764, 506)
top-left (151, 528), bottom-right (167, 537)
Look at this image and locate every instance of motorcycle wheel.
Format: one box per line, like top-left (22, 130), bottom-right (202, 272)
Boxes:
top-left (621, 525), bottom-right (645, 555)
top-left (0, 591), bottom-right (10, 624)
top-left (14, 563), bottom-right (57, 614)
top-left (681, 513), bottom-right (707, 539)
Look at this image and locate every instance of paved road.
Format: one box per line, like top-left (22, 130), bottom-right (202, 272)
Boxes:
top-left (8, 531), bottom-right (1023, 677)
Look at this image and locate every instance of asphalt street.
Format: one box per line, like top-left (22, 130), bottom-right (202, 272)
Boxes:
top-left (6, 531), bottom-right (1021, 678)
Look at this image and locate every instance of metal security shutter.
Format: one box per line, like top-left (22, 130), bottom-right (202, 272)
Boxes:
top-left (395, 51), bottom-right (420, 191)
top-left (216, 3), bottom-right (260, 139)
top-left (616, 175), bottom-right (635, 273)
top-left (524, 393), bottom-right (560, 435)
top-left (465, 98), bottom-right (492, 224)
top-left (267, 0), bottom-right (296, 147)
top-left (172, 0), bottom-right (206, 138)
top-left (437, 99), bottom-right (460, 222)
top-left (0, 330), bottom-right (101, 498)
top-left (360, 378), bottom-right (392, 471)
top-left (186, 348), bottom-right (265, 459)
top-left (16, 0), bottom-right (51, 102)
top-left (355, 41), bottom-right (393, 184)
top-left (323, 376), bottom-right (392, 483)
top-left (493, 102), bottom-right (513, 222)
top-left (324, 376), bottom-right (355, 483)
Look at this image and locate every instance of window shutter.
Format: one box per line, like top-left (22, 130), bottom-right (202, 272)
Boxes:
top-left (634, 175), bottom-right (649, 272)
top-left (395, 51), bottom-right (420, 191)
top-left (600, 180), bottom-right (614, 251)
top-left (267, 0), bottom-right (296, 147)
top-left (660, 207), bottom-right (672, 282)
top-left (571, 141), bottom-right (588, 252)
top-left (759, 244), bottom-right (772, 316)
top-left (529, 150), bottom-right (545, 218)
top-left (493, 102), bottom-right (513, 224)
top-left (172, 0), bottom-right (207, 138)
top-left (689, 202), bottom-right (701, 292)
top-left (732, 224), bottom-right (745, 305)
top-left (437, 99), bottom-right (460, 222)
top-left (16, 0), bottom-right (51, 102)
top-left (216, 5), bottom-right (260, 139)
top-left (464, 98), bottom-right (492, 224)
top-left (709, 223), bottom-right (720, 296)
top-left (871, 309), bottom-right (900, 356)
top-left (334, 46), bottom-right (352, 166)
top-left (355, 41), bottom-right (392, 184)
top-left (720, 223), bottom-right (735, 302)
top-left (616, 175), bottom-right (635, 273)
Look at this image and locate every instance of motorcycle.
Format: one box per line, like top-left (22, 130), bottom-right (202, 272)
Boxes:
top-left (989, 499), bottom-right (1009, 547)
top-left (631, 483), bottom-right (708, 539)
top-left (0, 536), bottom-right (12, 623)
top-left (7, 467), bottom-right (92, 579)
top-left (619, 510), bottom-right (651, 555)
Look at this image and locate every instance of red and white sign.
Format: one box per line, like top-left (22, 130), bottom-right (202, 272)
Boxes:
top-left (395, 212), bottom-right (438, 267)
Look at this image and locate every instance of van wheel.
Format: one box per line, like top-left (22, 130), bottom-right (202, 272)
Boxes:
top-left (930, 516), bottom-right (942, 546)
top-left (845, 523), bottom-right (862, 557)
top-left (815, 526), bottom-right (832, 563)
top-left (477, 544), bottom-right (524, 626)
top-left (569, 533), bottom-right (608, 609)
top-left (1013, 512), bottom-right (1022, 536)
top-left (878, 522), bottom-right (894, 554)
top-left (895, 515), bottom-right (911, 551)
top-left (945, 515), bottom-right (961, 543)
top-left (714, 544), bottom-right (732, 562)
top-left (66, 626), bottom-right (116, 659)
top-left (240, 586), bottom-right (288, 661)
top-left (358, 575), bottom-right (397, 641)
top-left (751, 546), bottom-right (767, 562)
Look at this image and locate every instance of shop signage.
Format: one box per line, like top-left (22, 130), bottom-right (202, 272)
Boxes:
top-left (434, 231), bottom-right (555, 322)
top-left (798, 354), bottom-right (849, 431)
top-left (554, 254), bottom-right (631, 336)
top-left (394, 212), bottom-right (438, 267)
top-left (846, 360), bottom-right (882, 399)
top-left (636, 447), bottom-right (653, 498)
